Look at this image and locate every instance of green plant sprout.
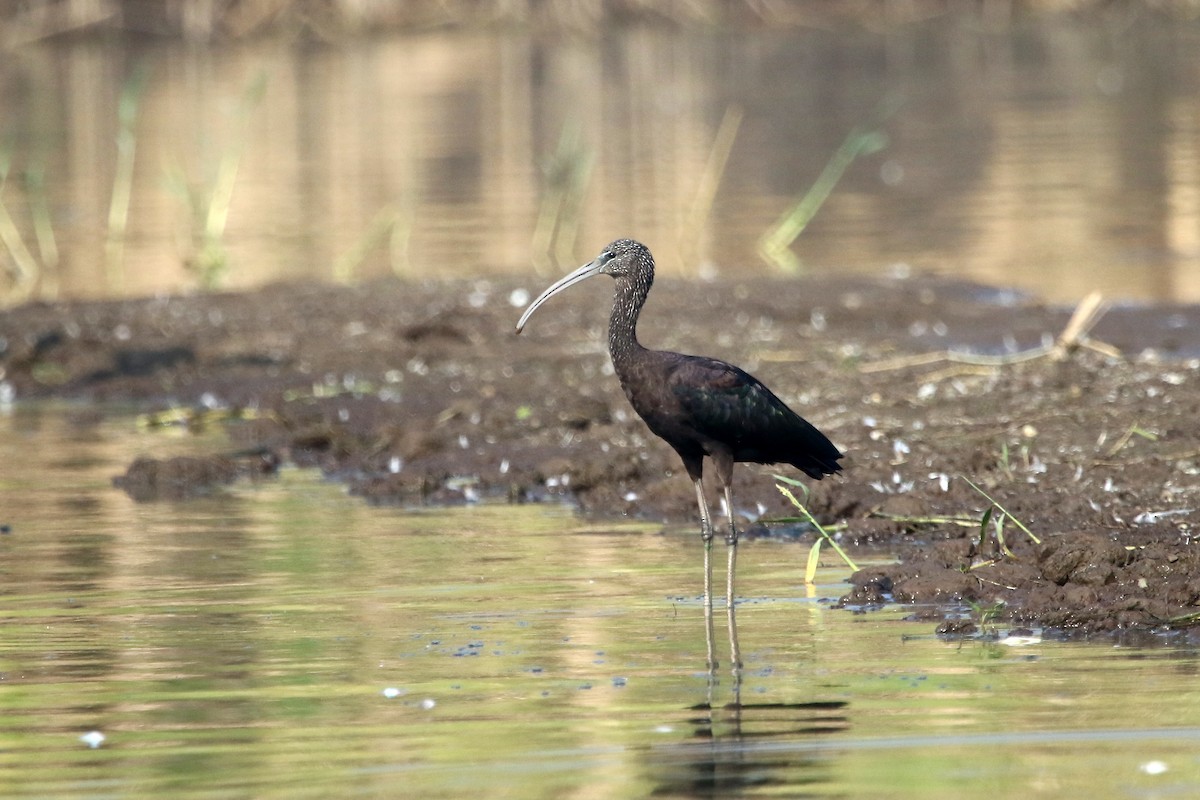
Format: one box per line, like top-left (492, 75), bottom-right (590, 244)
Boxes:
top-left (974, 505), bottom-right (1016, 561)
top-left (966, 599), bottom-right (1007, 633)
top-left (961, 475), bottom-right (1041, 545)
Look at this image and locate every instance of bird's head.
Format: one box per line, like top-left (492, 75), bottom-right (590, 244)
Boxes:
top-left (516, 239), bottom-right (655, 334)
top-left (593, 239), bottom-right (653, 279)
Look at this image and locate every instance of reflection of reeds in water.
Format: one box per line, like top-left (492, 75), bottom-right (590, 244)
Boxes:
top-left (104, 62), bottom-right (151, 290)
top-left (0, 157), bottom-right (39, 299)
top-left (1, 63), bottom-right (158, 300)
top-left (758, 122), bottom-right (889, 274)
top-left (679, 104), bottom-right (742, 274)
top-left (332, 202), bottom-right (413, 282)
top-left (165, 70), bottom-right (267, 289)
top-left (532, 120), bottom-right (593, 275)
top-left (0, 138), bottom-right (59, 302)
top-left (23, 162), bottom-right (58, 295)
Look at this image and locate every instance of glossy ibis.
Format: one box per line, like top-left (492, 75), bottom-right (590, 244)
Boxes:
top-left (516, 239), bottom-right (843, 670)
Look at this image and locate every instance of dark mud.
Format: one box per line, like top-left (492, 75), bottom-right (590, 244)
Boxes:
top-left (4, 273), bottom-right (1200, 636)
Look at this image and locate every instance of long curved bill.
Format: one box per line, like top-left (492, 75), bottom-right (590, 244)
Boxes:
top-left (514, 257), bottom-right (605, 334)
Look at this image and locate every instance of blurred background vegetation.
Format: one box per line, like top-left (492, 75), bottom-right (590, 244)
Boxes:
top-left (3, 0), bottom-right (1200, 43)
top-left (2, 1), bottom-right (1198, 302)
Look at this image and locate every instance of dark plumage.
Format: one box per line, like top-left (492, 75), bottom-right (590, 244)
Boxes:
top-left (626, 353), bottom-right (842, 486)
top-left (516, 239), bottom-right (843, 669)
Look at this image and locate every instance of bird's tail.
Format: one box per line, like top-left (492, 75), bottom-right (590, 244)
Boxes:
top-left (790, 430), bottom-right (843, 480)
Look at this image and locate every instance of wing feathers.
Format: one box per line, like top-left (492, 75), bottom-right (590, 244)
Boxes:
top-left (667, 356), bottom-right (842, 478)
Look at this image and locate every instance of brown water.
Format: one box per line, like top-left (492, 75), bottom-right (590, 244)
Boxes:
top-left (2, 407), bottom-right (1200, 797)
top-left (2, 13), bottom-right (1200, 304)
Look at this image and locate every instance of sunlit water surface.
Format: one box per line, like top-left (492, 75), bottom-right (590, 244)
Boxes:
top-left (2, 407), bottom-right (1200, 798)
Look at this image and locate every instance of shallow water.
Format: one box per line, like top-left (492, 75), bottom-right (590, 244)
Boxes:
top-left (2, 13), bottom-right (1200, 304)
top-left (2, 407), bottom-right (1199, 798)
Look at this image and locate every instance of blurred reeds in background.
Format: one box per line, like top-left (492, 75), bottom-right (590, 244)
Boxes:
top-left (2, 0), bottom-right (1198, 43)
top-left (2, 0), bottom-right (1198, 303)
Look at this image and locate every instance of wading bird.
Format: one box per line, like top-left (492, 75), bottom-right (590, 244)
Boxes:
top-left (516, 239), bottom-right (842, 670)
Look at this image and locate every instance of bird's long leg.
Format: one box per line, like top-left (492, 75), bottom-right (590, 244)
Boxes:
top-left (694, 477), bottom-right (718, 673)
top-left (723, 482), bottom-right (743, 673)
top-left (695, 476), bottom-right (715, 543)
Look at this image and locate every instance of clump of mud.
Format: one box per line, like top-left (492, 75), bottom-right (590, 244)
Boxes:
top-left (115, 451), bottom-right (279, 501)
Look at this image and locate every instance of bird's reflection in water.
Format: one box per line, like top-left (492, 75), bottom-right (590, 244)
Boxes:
top-left (647, 693), bottom-right (850, 796)
top-left (646, 611), bottom-right (850, 797)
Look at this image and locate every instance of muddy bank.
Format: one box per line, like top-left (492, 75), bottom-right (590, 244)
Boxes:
top-left (3, 273), bottom-right (1199, 635)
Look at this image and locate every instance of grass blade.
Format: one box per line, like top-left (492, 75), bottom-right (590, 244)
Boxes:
top-left (774, 475), bottom-right (857, 579)
top-left (804, 538), bottom-right (823, 584)
top-left (961, 476), bottom-right (1041, 545)
top-left (978, 506), bottom-right (993, 551)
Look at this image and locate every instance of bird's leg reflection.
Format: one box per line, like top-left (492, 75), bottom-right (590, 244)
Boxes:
top-left (703, 541), bottom-right (717, 673)
top-left (694, 478), bottom-right (718, 673)
top-left (723, 483), bottom-right (743, 674)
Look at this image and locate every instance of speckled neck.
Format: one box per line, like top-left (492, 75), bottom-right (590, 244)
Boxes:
top-left (607, 258), bottom-right (654, 375)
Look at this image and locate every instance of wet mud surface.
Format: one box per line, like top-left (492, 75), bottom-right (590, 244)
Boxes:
top-left (4, 273), bottom-right (1200, 636)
